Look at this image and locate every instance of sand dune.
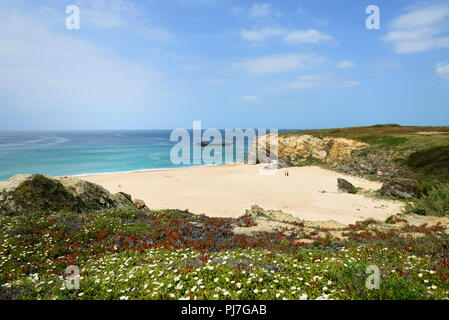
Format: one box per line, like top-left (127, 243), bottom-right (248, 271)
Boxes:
top-left (82, 164), bottom-right (404, 224)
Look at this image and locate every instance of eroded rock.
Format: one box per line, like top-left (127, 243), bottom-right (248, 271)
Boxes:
top-left (337, 178), bottom-right (358, 194)
top-left (248, 134), bottom-right (368, 165)
top-left (380, 178), bottom-right (417, 199)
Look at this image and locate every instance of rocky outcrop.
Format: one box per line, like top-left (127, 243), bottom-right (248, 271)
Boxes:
top-left (0, 174), bottom-right (145, 215)
top-left (337, 178), bottom-right (358, 194)
top-left (330, 148), bottom-right (408, 178)
top-left (234, 205), bottom-right (449, 242)
top-left (59, 177), bottom-right (135, 210)
top-left (380, 178), bottom-right (417, 199)
top-left (249, 134), bottom-right (368, 165)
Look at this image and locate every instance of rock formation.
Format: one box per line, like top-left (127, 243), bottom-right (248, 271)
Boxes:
top-left (0, 174), bottom-right (145, 215)
top-left (337, 178), bottom-right (358, 194)
top-left (330, 148), bottom-right (408, 178)
top-left (249, 134), bottom-right (368, 165)
top-left (380, 178), bottom-right (417, 199)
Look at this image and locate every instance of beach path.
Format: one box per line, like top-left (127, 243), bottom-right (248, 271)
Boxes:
top-left (83, 164), bottom-right (404, 224)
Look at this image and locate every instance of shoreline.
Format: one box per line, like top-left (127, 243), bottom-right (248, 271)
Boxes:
top-left (82, 163), bottom-right (404, 224)
top-left (69, 163), bottom-right (231, 178)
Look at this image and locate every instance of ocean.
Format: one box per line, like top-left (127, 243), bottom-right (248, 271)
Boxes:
top-left (0, 130), bottom-right (290, 181)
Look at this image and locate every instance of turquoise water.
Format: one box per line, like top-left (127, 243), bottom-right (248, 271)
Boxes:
top-left (0, 130), bottom-right (285, 181)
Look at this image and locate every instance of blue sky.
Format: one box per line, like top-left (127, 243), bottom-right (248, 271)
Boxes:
top-left (0, 0), bottom-right (449, 130)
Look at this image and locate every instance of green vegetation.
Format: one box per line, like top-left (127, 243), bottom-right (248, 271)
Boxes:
top-left (282, 124), bottom-right (449, 153)
top-left (405, 183), bottom-right (449, 217)
top-left (283, 124), bottom-right (449, 139)
top-left (1, 207), bottom-right (449, 300)
top-left (405, 146), bottom-right (449, 183)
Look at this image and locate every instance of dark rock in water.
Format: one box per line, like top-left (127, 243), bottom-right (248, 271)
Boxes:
top-left (0, 174), bottom-right (142, 215)
top-left (198, 141), bottom-right (233, 147)
top-left (337, 178), bottom-right (358, 194)
top-left (380, 178), bottom-right (417, 199)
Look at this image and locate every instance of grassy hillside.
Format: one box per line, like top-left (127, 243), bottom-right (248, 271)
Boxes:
top-left (282, 124), bottom-right (449, 153)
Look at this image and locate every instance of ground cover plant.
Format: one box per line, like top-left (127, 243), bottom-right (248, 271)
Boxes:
top-left (1, 207), bottom-right (449, 300)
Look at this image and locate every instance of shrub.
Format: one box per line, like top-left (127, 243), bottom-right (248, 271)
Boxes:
top-left (405, 183), bottom-right (449, 216)
top-left (405, 145), bottom-right (449, 182)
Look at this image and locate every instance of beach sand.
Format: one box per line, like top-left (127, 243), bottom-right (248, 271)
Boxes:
top-left (82, 164), bottom-right (404, 224)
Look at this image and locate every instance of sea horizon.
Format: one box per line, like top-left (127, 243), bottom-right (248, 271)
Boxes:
top-left (0, 129), bottom-right (296, 181)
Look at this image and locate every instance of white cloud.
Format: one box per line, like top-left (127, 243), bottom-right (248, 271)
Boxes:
top-left (391, 4), bottom-right (449, 29)
top-left (283, 29), bottom-right (333, 45)
top-left (286, 74), bottom-right (360, 90)
top-left (241, 27), bottom-right (285, 41)
top-left (237, 96), bottom-right (259, 102)
top-left (436, 63), bottom-right (449, 80)
top-left (241, 27), bottom-right (333, 46)
top-left (235, 53), bottom-right (326, 74)
top-left (384, 4), bottom-right (449, 54)
top-left (337, 60), bottom-right (356, 69)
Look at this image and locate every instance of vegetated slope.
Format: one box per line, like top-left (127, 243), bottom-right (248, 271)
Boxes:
top-left (1, 205), bottom-right (449, 300)
top-left (280, 125), bottom-right (448, 183)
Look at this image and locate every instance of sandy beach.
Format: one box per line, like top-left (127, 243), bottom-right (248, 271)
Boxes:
top-left (82, 164), bottom-right (404, 224)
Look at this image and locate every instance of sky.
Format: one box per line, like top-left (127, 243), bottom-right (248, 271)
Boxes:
top-left (0, 0), bottom-right (449, 130)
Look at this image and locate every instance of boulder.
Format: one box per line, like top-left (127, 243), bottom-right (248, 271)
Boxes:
top-left (380, 178), bottom-right (417, 199)
top-left (114, 192), bottom-right (137, 208)
top-left (337, 178), bottom-right (358, 194)
top-left (59, 177), bottom-right (122, 210)
top-left (0, 174), bottom-right (141, 215)
top-left (133, 199), bottom-right (147, 209)
top-left (0, 174), bottom-right (79, 215)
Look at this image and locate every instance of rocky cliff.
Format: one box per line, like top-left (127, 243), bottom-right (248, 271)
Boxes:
top-left (249, 134), bottom-right (369, 164)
